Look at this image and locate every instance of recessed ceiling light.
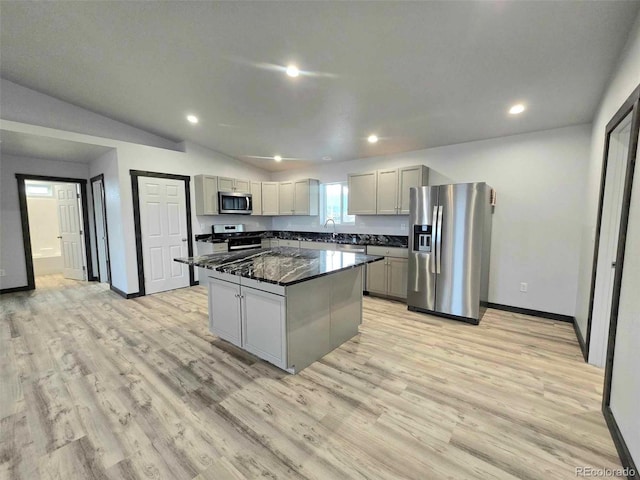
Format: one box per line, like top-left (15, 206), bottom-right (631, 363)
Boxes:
top-left (186, 114), bottom-right (199, 124)
top-left (509, 104), bottom-right (526, 115)
top-left (274, 155), bottom-right (282, 162)
top-left (367, 134), bottom-right (379, 144)
top-left (286, 65), bottom-right (299, 77)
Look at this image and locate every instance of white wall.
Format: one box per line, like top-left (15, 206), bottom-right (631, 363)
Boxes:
top-left (575, 10), bottom-right (640, 469)
top-left (574, 12), bottom-right (640, 359)
top-left (274, 125), bottom-right (592, 317)
top-left (0, 154), bottom-right (90, 289)
top-left (1, 79), bottom-right (180, 151)
top-left (26, 188), bottom-right (61, 258)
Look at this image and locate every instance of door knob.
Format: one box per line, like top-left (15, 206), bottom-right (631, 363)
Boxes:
top-left (611, 262), bottom-right (617, 268)
top-left (182, 238), bottom-right (187, 242)
top-left (57, 236), bottom-right (62, 239)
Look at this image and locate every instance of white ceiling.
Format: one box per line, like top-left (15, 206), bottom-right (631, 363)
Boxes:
top-left (1, 1), bottom-right (638, 172)
top-left (0, 130), bottom-right (113, 163)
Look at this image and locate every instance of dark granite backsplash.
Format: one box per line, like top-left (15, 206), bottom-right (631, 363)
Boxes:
top-left (195, 230), bottom-right (408, 248)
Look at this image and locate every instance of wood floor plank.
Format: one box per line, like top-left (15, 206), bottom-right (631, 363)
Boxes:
top-left (0, 274), bottom-right (623, 480)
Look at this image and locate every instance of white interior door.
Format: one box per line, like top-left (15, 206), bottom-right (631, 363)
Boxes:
top-left (92, 179), bottom-right (109, 283)
top-left (55, 183), bottom-right (86, 281)
top-left (139, 176), bottom-right (189, 294)
top-left (590, 112), bottom-right (633, 367)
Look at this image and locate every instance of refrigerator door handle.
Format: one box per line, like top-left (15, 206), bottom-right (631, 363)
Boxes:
top-left (432, 205), bottom-right (438, 273)
top-left (436, 205), bottom-right (443, 274)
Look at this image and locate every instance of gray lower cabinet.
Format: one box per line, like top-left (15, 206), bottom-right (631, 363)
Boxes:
top-left (209, 277), bottom-right (287, 369)
top-left (241, 285), bottom-right (286, 367)
top-left (206, 266), bottom-right (363, 373)
top-left (209, 278), bottom-right (242, 347)
top-left (366, 246), bottom-right (408, 300)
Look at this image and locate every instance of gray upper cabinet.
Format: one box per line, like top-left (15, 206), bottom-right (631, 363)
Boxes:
top-left (348, 172), bottom-right (377, 215)
top-left (376, 168), bottom-right (399, 215)
top-left (376, 165), bottom-right (429, 215)
top-left (194, 174), bottom-right (219, 215)
top-left (218, 177), bottom-right (250, 193)
top-left (262, 182), bottom-right (280, 215)
top-left (349, 165), bottom-right (428, 216)
top-left (251, 181), bottom-right (262, 215)
top-left (294, 179), bottom-right (319, 215)
top-left (398, 166), bottom-right (429, 214)
top-left (279, 179), bottom-right (319, 216)
top-left (279, 181), bottom-right (295, 215)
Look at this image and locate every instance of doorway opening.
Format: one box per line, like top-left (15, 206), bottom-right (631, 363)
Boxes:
top-left (130, 169), bottom-right (195, 296)
top-left (91, 174), bottom-right (111, 285)
top-left (16, 174), bottom-right (94, 290)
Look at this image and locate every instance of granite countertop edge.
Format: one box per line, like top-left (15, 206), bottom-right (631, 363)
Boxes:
top-left (195, 231), bottom-right (408, 248)
top-left (175, 249), bottom-right (384, 287)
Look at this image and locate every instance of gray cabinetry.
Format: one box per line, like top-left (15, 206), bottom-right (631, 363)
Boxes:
top-left (347, 172), bottom-right (377, 215)
top-left (219, 177), bottom-right (250, 193)
top-left (241, 286), bottom-right (286, 368)
top-left (262, 182), bottom-right (279, 215)
top-left (348, 165), bottom-right (428, 216)
top-left (251, 182), bottom-right (262, 215)
top-left (366, 246), bottom-right (409, 299)
top-left (209, 278), bottom-right (242, 346)
top-left (194, 175), bottom-right (219, 215)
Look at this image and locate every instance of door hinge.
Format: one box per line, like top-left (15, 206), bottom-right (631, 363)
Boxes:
top-left (77, 193), bottom-right (80, 198)
top-left (82, 266), bottom-right (86, 271)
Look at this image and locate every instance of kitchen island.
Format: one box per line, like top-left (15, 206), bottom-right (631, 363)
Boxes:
top-left (175, 247), bottom-right (383, 373)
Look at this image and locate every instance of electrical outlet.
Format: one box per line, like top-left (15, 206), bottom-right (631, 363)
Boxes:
top-left (0, 269), bottom-right (5, 277)
top-left (520, 282), bottom-right (528, 293)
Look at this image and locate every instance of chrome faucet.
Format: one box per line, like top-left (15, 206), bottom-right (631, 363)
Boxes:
top-left (323, 218), bottom-right (337, 239)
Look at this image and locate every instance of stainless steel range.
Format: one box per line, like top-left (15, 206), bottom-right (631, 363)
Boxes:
top-left (212, 224), bottom-right (262, 251)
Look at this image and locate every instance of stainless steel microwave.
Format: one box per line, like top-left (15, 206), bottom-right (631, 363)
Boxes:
top-left (218, 191), bottom-right (252, 214)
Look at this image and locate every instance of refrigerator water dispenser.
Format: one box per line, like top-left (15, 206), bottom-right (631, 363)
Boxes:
top-left (413, 225), bottom-right (432, 252)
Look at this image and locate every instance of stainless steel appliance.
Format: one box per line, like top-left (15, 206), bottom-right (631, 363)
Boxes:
top-left (212, 224), bottom-right (262, 251)
top-left (218, 191), bottom-right (252, 214)
top-left (407, 183), bottom-right (493, 324)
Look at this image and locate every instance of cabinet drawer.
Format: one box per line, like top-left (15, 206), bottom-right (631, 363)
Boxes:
top-left (240, 277), bottom-right (286, 296)
top-left (208, 270), bottom-right (240, 284)
top-left (366, 246), bottom-right (408, 258)
top-left (279, 239), bottom-right (300, 248)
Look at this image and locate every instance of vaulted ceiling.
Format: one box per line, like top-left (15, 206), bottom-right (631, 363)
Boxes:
top-left (1, 1), bottom-right (638, 171)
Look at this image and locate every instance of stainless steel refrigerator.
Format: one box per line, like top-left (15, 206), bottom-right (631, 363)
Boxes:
top-left (407, 183), bottom-right (493, 324)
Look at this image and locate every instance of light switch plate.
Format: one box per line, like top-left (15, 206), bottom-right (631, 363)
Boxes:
top-left (0, 269), bottom-right (5, 277)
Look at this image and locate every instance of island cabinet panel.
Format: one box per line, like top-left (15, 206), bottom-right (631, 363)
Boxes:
top-left (209, 278), bottom-right (242, 347)
top-left (286, 276), bottom-right (332, 372)
top-left (241, 287), bottom-right (286, 369)
top-left (262, 182), bottom-right (279, 215)
top-left (329, 267), bottom-right (363, 348)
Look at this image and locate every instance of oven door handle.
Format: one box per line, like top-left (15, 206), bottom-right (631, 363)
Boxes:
top-left (229, 244), bottom-right (261, 251)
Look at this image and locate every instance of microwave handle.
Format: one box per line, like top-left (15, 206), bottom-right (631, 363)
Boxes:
top-left (246, 196), bottom-right (251, 210)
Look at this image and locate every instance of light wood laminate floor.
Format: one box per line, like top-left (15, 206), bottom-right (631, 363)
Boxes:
top-left (0, 275), bottom-right (622, 480)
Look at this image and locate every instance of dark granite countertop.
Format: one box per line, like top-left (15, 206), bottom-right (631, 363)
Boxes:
top-left (195, 231), bottom-right (408, 248)
top-left (175, 247), bottom-right (383, 286)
